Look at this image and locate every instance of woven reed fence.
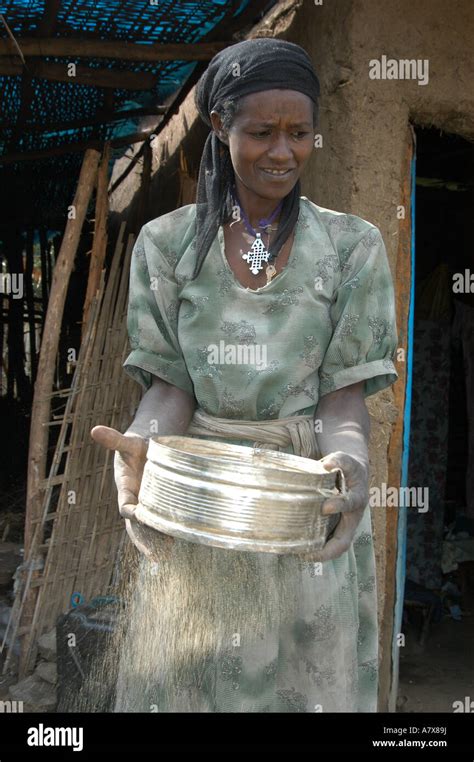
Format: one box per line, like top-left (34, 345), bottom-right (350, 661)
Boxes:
top-left (5, 221), bottom-right (142, 675)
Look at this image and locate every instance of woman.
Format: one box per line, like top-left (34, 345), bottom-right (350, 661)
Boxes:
top-left (92, 38), bottom-right (398, 712)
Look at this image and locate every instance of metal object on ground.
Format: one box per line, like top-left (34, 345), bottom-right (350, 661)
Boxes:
top-left (126, 436), bottom-right (345, 555)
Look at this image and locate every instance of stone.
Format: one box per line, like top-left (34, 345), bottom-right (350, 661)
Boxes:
top-left (9, 674), bottom-right (57, 712)
top-left (37, 628), bottom-right (56, 662)
top-left (35, 661), bottom-right (57, 685)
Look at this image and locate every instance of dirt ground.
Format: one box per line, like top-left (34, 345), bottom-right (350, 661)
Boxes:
top-left (398, 610), bottom-right (474, 713)
top-left (2, 615), bottom-right (471, 713)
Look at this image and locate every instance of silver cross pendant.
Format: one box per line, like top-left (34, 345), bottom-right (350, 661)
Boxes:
top-left (242, 233), bottom-right (270, 275)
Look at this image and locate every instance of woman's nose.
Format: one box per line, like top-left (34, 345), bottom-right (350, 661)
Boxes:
top-left (266, 133), bottom-right (293, 162)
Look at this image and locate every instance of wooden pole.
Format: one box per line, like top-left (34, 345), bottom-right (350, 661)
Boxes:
top-left (133, 139), bottom-right (152, 233)
top-left (4, 228), bottom-right (29, 401)
top-left (0, 284), bottom-right (4, 395)
top-left (82, 144), bottom-right (110, 332)
top-left (26, 147), bottom-right (100, 552)
top-left (25, 228), bottom-right (37, 383)
top-left (0, 126), bottom-right (157, 165)
top-left (38, 227), bottom-right (48, 319)
top-left (0, 59), bottom-right (157, 90)
top-left (0, 38), bottom-right (229, 61)
top-left (0, 105), bottom-right (166, 134)
top-left (20, 148), bottom-right (100, 675)
top-left (380, 125), bottom-right (415, 711)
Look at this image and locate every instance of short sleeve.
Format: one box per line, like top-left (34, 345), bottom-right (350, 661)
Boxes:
top-left (123, 224), bottom-right (195, 396)
top-left (318, 226), bottom-right (399, 398)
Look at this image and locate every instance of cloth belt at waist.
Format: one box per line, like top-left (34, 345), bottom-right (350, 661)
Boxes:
top-left (186, 407), bottom-right (319, 459)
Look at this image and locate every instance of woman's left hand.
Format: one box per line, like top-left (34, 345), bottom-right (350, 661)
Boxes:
top-left (300, 451), bottom-right (369, 563)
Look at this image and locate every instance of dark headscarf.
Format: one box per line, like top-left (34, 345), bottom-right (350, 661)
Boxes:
top-left (192, 38), bottom-right (320, 278)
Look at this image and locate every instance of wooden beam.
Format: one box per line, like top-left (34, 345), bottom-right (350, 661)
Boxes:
top-left (3, 228), bottom-right (30, 401)
top-left (82, 144), bottom-right (110, 331)
top-left (38, 0), bottom-right (61, 34)
top-left (20, 150), bottom-right (101, 677)
top-left (379, 124), bottom-right (415, 712)
top-left (226, 0), bottom-right (274, 31)
top-left (0, 38), bottom-right (230, 61)
top-left (0, 58), bottom-right (156, 90)
top-left (26, 148), bottom-right (101, 553)
top-left (132, 138), bottom-right (152, 232)
top-left (5, 0), bottom-right (60, 152)
top-left (0, 126), bottom-right (157, 164)
top-left (0, 105), bottom-right (166, 134)
top-left (38, 229), bottom-right (49, 334)
top-left (25, 228), bottom-right (38, 383)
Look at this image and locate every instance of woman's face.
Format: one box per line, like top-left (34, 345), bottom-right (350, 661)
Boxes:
top-left (211, 89), bottom-right (315, 204)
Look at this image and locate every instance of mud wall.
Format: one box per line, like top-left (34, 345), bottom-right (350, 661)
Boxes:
top-left (286, 0), bottom-right (474, 707)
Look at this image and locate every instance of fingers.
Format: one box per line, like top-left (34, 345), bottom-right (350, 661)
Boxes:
top-left (301, 527), bottom-right (351, 562)
top-left (314, 531), bottom-right (352, 561)
top-left (321, 490), bottom-right (359, 516)
top-left (124, 519), bottom-right (156, 561)
top-left (320, 451), bottom-right (366, 482)
top-left (318, 451), bottom-right (368, 516)
top-left (91, 425), bottom-right (148, 459)
top-left (300, 509), bottom-right (365, 562)
top-left (320, 451), bottom-right (351, 473)
top-left (124, 520), bottom-right (175, 562)
top-left (90, 425), bottom-right (122, 450)
top-left (115, 474), bottom-right (141, 512)
top-left (120, 503), bottom-right (138, 520)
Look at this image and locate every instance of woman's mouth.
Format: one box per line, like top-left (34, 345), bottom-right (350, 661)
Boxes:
top-left (259, 167), bottom-right (295, 180)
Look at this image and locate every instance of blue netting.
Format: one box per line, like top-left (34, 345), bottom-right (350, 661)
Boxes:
top-left (0, 0), bottom-right (252, 155)
top-left (0, 0), bottom-right (269, 226)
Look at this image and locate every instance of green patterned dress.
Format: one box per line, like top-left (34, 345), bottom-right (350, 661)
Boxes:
top-left (122, 196), bottom-right (398, 712)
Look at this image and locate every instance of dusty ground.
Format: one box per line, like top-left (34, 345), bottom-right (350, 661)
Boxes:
top-left (2, 620), bottom-right (471, 713)
top-left (398, 610), bottom-right (474, 713)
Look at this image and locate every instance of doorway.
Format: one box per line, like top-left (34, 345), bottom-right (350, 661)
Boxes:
top-left (398, 126), bottom-right (474, 712)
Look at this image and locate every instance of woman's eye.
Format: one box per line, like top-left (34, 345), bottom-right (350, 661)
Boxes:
top-left (249, 130), bottom-right (310, 139)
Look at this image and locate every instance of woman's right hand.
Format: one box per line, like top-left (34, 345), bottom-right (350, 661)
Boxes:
top-left (90, 425), bottom-right (174, 560)
top-left (91, 425), bottom-right (148, 516)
